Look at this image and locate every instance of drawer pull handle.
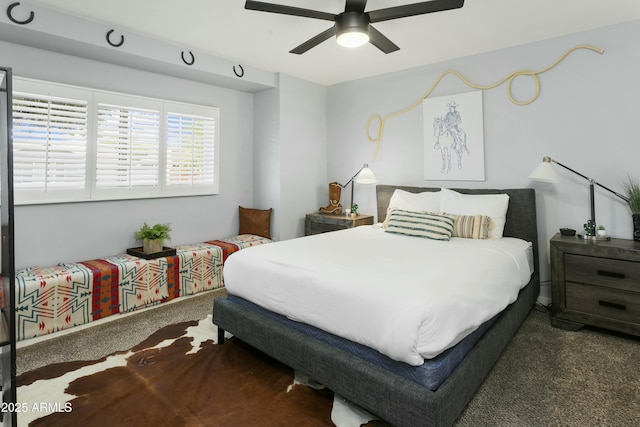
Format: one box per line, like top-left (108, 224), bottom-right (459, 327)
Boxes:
top-left (597, 270), bottom-right (625, 279)
top-left (598, 300), bottom-right (627, 311)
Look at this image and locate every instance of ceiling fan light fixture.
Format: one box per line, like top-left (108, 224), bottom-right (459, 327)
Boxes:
top-left (337, 29), bottom-right (369, 48)
top-left (335, 11), bottom-right (370, 48)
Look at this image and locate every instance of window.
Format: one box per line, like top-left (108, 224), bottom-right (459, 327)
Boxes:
top-left (12, 81), bottom-right (90, 202)
top-left (12, 77), bottom-right (219, 204)
top-left (164, 104), bottom-right (218, 196)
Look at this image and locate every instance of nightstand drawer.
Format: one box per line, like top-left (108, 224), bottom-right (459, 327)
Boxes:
top-left (309, 222), bottom-right (344, 234)
top-left (305, 213), bottom-right (374, 236)
top-left (565, 254), bottom-right (640, 292)
top-left (566, 281), bottom-right (640, 324)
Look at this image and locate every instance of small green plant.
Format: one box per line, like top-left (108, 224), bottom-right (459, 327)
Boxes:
top-left (622, 175), bottom-right (640, 214)
top-left (351, 203), bottom-right (358, 215)
top-left (134, 223), bottom-right (171, 242)
top-left (598, 225), bottom-right (605, 231)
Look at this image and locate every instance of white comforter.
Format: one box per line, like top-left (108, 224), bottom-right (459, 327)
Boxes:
top-left (223, 225), bottom-right (533, 366)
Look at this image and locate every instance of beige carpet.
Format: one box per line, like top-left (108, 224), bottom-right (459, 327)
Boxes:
top-left (456, 306), bottom-right (640, 427)
top-left (17, 293), bottom-right (640, 426)
top-left (17, 289), bottom-right (224, 375)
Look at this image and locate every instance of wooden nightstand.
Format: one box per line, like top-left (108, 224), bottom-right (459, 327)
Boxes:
top-left (305, 212), bottom-right (374, 236)
top-left (550, 233), bottom-right (640, 337)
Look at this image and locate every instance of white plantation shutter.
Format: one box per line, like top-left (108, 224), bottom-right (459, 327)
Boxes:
top-left (12, 77), bottom-right (220, 204)
top-left (96, 103), bottom-right (160, 189)
top-left (12, 93), bottom-right (88, 193)
top-left (166, 112), bottom-right (216, 187)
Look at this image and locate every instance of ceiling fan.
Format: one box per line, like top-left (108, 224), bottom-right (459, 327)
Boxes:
top-left (244, 0), bottom-right (464, 54)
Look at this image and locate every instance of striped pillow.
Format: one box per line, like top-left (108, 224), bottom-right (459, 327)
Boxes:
top-left (452, 214), bottom-right (492, 239)
top-left (385, 210), bottom-right (455, 241)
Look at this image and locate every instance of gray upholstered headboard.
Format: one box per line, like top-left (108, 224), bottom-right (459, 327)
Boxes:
top-left (376, 185), bottom-right (539, 275)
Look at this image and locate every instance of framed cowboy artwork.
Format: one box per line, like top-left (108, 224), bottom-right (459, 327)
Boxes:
top-left (423, 90), bottom-right (485, 181)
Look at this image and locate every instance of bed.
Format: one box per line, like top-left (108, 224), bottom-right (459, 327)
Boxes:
top-left (213, 185), bottom-right (540, 426)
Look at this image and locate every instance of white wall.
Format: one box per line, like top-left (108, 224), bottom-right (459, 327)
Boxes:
top-left (253, 87), bottom-right (282, 239)
top-left (278, 74), bottom-right (327, 240)
top-left (253, 74), bottom-right (328, 241)
top-left (1, 41), bottom-right (255, 269)
top-left (327, 20), bottom-right (640, 301)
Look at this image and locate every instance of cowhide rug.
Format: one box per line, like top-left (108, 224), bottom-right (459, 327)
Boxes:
top-left (17, 316), bottom-right (381, 427)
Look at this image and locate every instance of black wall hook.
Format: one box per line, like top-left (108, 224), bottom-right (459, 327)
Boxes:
top-left (106, 29), bottom-right (124, 47)
top-left (233, 65), bottom-right (244, 78)
top-left (181, 50), bottom-right (195, 66)
top-left (7, 2), bottom-right (34, 25)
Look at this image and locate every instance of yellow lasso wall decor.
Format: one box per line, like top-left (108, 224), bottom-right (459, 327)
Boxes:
top-left (365, 44), bottom-right (604, 161)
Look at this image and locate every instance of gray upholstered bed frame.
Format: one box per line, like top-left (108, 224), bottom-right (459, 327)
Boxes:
top-left (213, 185), bottom-right (540, 426)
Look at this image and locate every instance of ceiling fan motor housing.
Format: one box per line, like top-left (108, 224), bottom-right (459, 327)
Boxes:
top-left (336, 11), bottom-right (370, 46)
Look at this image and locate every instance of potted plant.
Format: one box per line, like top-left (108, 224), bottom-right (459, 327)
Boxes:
top-left (622, 175), bottom-right (640, 241)
top-left (597, 225), bottom-right (606, 237)
top-left (134, 222), bottom-right (171, 254)
top-left (350, 203), bottom-right (358, 217)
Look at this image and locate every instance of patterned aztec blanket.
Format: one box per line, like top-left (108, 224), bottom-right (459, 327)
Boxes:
top-left (14, 234), bottom-right (271, 341)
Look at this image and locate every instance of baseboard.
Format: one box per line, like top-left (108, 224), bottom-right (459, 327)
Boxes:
top-left (537, 280), bottom-right (551, 307)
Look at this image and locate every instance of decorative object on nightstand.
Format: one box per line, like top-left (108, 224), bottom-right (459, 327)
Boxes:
top-left (582, 219), bottom-right (603, 239)
top-left (305, 212), bottom-right (374, 236)
top-left (597, 225), bottom-right (607, 237)
top-left (622, 174), bottom-right (640, 241)
top-left (350, 203), bottom-right (358, 217)
top-left (559, 227), bottom-right (576, 236)
top-left (319, 182), bottom-right (343, 214)
top-left (529, 156), bottom-right (629, 240)
top-left (339, 164), bottom-right (377, 215)
top-left (550, 233), bottom-right (640, 337)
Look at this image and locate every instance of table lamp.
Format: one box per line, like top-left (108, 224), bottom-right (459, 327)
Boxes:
top-left (529, 156), bottom-right (629, 237)
top-left (341, 164), bottom-right (377, 214)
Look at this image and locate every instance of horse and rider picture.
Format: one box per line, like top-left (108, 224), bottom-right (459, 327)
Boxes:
top-left (423, 90), bottom-right (485, 181)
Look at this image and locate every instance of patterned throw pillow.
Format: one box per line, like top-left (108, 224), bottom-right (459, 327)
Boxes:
top-left (439, 188), bottom-right (509, 240)
top-left (385, 210), bottom-right (455, 241)
top-left (451, 214), bottom-right (492, 239)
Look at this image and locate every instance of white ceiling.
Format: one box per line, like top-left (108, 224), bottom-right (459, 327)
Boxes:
top-left (23, 0), bottom-right (640, 86)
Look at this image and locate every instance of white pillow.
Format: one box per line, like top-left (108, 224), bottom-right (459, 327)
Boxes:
top-left (440, 188), bottom-right (509, 240)
top-left (388, 189), bottom-right (441, 212)
top-left (384, 189), bottom-right (441, 227)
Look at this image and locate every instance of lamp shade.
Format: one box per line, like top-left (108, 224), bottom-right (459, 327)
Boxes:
top-left (356, 165), bottom-right (377, 184)
top-left (529, 157), bottom-right (559, 183)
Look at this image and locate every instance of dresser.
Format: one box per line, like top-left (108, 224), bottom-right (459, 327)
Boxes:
top-left (305, 212), bottom-right (374, 236)
top-left (550, 233), bottom-right (640, 336)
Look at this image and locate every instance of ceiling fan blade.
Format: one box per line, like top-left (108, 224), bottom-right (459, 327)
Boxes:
top-left (344, 0), bottom-right (368, 13)
top-left (368, 0), bottom-right (464, 23)
top-left (290, 26), bottom-right (338, 54)
top-left (245, 1), bottom-right (335, 21)
top-left (368, 25), bottom-right (400, 54)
